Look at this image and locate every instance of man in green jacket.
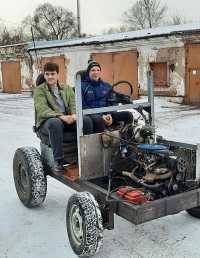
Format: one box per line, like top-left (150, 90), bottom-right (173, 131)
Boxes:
top-left (34, 62), bottom-right (92, 174)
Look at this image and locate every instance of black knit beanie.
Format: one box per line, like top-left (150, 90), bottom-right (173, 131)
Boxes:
top-left (87, 60), bottom-right (101, 74)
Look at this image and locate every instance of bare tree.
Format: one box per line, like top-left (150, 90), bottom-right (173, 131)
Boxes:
top-left (169, 13), bottom-right (188, 25)
top-left (0, 23), bottom-right (26, 45)
top-left (23, 3), bottom-right (77, 40)
top-left (123, 0), bottom-right (167, 30)
top-left (103, 25), bottom-right (129, 34)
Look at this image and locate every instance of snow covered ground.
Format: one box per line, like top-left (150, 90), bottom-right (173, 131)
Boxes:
top-left (1, 93), bottom-right (200, 258)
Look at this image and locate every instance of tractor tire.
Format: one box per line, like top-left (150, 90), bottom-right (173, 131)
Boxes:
top-left (187, 206), bottom-right (200, 218)
top-left (66, 192), bottom-right (103, 257)
top-left (13, 147), bottom-right (47, 208)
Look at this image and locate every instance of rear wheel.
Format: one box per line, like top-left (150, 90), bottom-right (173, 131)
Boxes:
top-left (66, 192), bottom-right (103, 257)
top-left (187, 207), bottom-right (200, 218)
top-left (13, 147), bottom-right (47, 208)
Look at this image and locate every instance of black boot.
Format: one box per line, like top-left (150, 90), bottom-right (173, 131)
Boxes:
top-left (53, 159), bottom-right (64, 175)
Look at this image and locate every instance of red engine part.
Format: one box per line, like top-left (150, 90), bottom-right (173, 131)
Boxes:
top-left (116, 186), bottom-right (149, 204)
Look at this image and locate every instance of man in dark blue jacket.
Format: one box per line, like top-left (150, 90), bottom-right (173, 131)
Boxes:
top-left (81, 60), bottom-right (133, 133)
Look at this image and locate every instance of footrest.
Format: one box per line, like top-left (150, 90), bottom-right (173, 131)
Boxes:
top-left (64, 165), bottom-right (79, 181)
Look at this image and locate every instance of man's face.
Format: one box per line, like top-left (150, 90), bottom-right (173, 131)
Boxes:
top-left (89, 66), bottom-right (101, 81)
top-left (44, 70), bottom-right (59, 86)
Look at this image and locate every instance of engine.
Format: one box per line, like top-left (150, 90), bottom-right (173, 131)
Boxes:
top-left (107, 113), bottom-right (193, 201)
top-left (101, 107), bottom-right (196, 202)
top-left (111, 142), bottom-right (190, 200)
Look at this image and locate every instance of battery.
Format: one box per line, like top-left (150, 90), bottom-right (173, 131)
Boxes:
top-left (117, 186), bottom-right (149, 204)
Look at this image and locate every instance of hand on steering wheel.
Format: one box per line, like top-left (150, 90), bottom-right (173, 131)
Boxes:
top-left (102, 114), bottom-right (113, 126)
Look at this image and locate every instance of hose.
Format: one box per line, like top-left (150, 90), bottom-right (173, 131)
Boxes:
top-left (122, 171), bottom-right (163, 190)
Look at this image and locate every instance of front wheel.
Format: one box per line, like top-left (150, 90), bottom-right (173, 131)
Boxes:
top-left (66, 192), bottom-right (103, 257)
top-left (13, 147), bottom-right (47, 208)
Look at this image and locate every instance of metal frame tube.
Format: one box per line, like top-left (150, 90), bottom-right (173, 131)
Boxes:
top-left (74, 73), bottom-right (83, 177)
top-left (147, 70), bottom-right (155, 127)
top-left (147, 70), bottom-right (155, 141)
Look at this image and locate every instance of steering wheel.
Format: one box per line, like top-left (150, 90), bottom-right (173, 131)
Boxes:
top-left (112, 80), bottom-right (133, 96)
top-left (111, 80), bottom-right (134, 104)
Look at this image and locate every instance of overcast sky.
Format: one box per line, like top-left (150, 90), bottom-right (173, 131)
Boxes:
top-left (0, 0), bottom-right (200, 34)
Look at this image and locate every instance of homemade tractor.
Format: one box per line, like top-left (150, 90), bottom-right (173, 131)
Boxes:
top-left (13, 71), bottom-right (200, 257)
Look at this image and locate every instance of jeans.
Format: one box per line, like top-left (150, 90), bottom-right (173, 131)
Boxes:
top-left (39, 111), bottom-right (133, 161)
top-left (39, 117), bottom-right (93, 161)
top-left (84, 111), bottom-right (133, 133)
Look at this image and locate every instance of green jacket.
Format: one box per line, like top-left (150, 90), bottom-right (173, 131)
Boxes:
top-left (34, 82), bottom-right (76, 128)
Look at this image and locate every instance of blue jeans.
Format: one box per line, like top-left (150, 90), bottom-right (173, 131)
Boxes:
top-left (39, 117), bottom-right (93, 161)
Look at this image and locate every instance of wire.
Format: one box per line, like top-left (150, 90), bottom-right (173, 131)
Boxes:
top-left (103, 130), bottom-right (138, 147)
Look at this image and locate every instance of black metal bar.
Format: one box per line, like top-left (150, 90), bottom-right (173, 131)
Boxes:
top-left (49, 174), bottom-right (83, 192)
top-left (76, 0), bottom-right (81, 37)
top-left (113, 188), bottom-right (200, 225)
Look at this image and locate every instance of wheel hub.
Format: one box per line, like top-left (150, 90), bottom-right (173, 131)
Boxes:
top-left (70, 204), bottom-right (83, 246)
top-left (18, 164), bottom-right (29, 194)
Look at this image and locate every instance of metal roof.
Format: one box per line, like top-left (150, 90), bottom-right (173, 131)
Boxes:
top-left (28, 22), bottom-right (200, 51)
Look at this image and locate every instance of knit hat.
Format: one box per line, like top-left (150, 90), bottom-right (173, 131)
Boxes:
top-left (87, 60), bottom-right (101, 74)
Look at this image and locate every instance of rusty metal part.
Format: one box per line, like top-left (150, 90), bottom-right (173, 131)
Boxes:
top-left (143, 170), bottom-right (172, 183)
top-left (122, 171), bottom-right (163, 190)
top-left (100, 130), bottom-right (120, 148)
top-left (154, 168), bottom-right (169, 175)
top-left (145, 161), bottom-right (157, 171)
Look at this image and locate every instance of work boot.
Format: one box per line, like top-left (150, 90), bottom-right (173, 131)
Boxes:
top-left (62, 159), bottom-right (71, 168)
top-left (53, 160), bottom-right (64, 176)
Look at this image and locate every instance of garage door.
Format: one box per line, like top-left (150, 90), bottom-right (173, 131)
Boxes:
top-left (150, 62), bottom-right (168, 87)
top-left (188, 69), bottom-right (200, 104)
top-left (186, 44), bottom-right (200, 104)
top-left (41, 55), bottom-right (66, 85)
top-left (92, 51), bottom-right (138, 99)
top-left (2, 61), bottom-right (21, 93)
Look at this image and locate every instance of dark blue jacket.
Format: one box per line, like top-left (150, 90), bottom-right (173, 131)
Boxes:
top-left (81, 77), bottom-right (113, 109)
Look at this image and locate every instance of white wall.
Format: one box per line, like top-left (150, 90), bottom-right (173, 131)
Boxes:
top-left (137, 39), bottom-right (185, 96)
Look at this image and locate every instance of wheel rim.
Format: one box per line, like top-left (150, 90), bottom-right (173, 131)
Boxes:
top-left (18, 163), bottom-right (29, 195)
top-left (69, 204), bottom-right (83, 246)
